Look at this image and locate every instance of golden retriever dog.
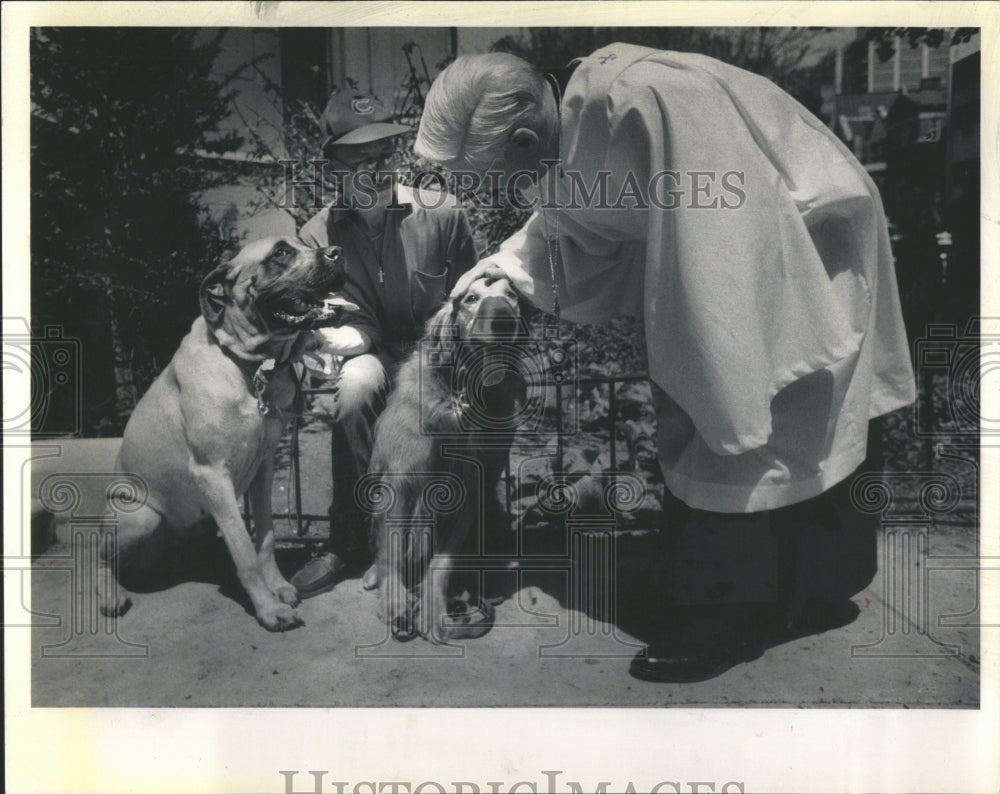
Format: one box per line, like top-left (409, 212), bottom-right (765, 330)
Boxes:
top-left (97, 237), bottom-right (355, 631)
top-left (365, 272), bottom-right (528, 643)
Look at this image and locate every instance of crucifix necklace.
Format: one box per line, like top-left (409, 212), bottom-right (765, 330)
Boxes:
top-left (358, 220), bottom-right (386, 286)
top-left (375, 215), bottom-right (390, 287)
top-left (376, 230), bottom-right (387, 285)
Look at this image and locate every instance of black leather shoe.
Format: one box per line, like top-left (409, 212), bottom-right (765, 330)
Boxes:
top-left (629, 642), bottom-right (744, 683)
top-left (629, 616), bottom-right (762, 683)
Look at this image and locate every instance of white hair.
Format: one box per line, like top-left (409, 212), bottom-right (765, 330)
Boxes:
top-left (415, 53), bottom-right (551, 171)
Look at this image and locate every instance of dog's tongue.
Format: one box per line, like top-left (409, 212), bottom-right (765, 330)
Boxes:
top-left (323, 295), bottom-right (360, 313)
top-left (271, 295), bottom-right (360, 328)
top-left (310, 295), bottom-right (361, 328)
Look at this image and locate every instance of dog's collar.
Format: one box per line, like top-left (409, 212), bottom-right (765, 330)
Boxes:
top-left (206, 312), bottom-right (304, 367)
top-left (209, 328), bottom-right (306, 419)
top-left (252, 358), bottom-right (286, 417)
top-left (251, 357), bottom-right (305, 419)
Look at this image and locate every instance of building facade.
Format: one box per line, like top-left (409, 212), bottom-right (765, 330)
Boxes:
top-left (197, 27), bottom-right (517, 238)
top-left (826, 30), bottom-right (981, 335)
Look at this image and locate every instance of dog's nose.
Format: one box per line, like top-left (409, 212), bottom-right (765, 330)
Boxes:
top-left (478, 296), bottom-right (520, 338)
top-left (322, 246), bottom-right (343, 266)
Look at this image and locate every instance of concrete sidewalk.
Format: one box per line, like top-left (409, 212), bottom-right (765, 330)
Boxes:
top-left (25, 438), bottom-right (980, 707)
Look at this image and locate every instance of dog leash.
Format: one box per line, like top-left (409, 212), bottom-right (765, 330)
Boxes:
top-left (393, 592), bottom-right (499, 643)
top-left (445, 595), bottom-right (497, 640)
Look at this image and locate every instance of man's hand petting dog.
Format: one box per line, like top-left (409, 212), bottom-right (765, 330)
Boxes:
top-left (365, 271), bottom-right (527, 644)
top-left (97, 237), bottom-right (357, 632)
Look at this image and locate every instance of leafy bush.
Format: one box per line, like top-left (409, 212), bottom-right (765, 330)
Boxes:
top-left (31, 28), bottom-right (247, 434)
top-left (257, 31), bottom-right (959, 519)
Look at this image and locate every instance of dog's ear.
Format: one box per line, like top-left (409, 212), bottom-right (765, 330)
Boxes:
top-left (199, 263), bottom-right (232, 326)
top-left (423, 299), bottom-right (459, 346)
top-left (514, 294), bottom-right (537, 339)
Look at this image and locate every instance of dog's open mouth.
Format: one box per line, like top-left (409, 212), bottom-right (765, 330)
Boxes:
top-left (271, 294), bottom-right (360, 328)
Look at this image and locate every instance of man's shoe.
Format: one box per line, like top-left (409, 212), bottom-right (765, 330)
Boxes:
top-left (786, 598), bottom-right (860, 638)
top-left (629, 642), bottom-right (744, 683)
top-left (290, 552), bottom-right (346, 599)
top-left (629, 616), bottom-right (762, 683)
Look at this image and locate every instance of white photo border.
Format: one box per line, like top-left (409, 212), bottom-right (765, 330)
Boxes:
top-left (4, 2), bottom-right (998, 793)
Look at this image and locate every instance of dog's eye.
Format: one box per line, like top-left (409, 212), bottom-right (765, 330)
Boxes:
top-left (463, 294), bottom-right (479, 305)
top-left (272, 243), bottom-right (295, 263)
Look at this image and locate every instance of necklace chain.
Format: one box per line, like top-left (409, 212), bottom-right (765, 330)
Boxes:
top-left (543, 72), bottom-right (563, 322)
top-left (545, 205), bottom-right (561, 322)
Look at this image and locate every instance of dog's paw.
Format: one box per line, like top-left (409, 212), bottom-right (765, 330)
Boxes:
top-left (415, 606), bottom-right (452, 645)
top-left (273, 582), bottom-right (300, 607)
top-left (424, 590), bottom-right (454, 644)
top-left (96, 570), bottom-right (133, 617)
top-left (361, 563), bottom-right (380, 591)
top-left (386, 601), bottom-right (418, 641)
top-left (98, 592), bottom-right (133, 618)
top-left (391, 614), bottom-right (420, 642)
top-left (257, 603), bottom-right (305, 632)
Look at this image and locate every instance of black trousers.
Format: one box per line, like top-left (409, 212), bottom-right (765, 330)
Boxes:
top-left (662, 420), bottom-right (882, 617)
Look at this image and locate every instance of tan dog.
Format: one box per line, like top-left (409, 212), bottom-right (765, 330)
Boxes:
top-left (365, 273), bottom-right (527, 643)
top-left (97, 237), bottom-right (354, 631)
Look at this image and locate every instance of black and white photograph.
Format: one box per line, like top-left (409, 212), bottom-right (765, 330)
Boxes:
top-left (4, 2), bottom-right (998, 793)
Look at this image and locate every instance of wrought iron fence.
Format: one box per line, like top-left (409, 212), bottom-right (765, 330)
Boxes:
top-left (252, 372), bottom-right (652, 542)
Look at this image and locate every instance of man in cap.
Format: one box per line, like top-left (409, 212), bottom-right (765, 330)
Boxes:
top-left (290, 89), bottom-right (478, 597)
